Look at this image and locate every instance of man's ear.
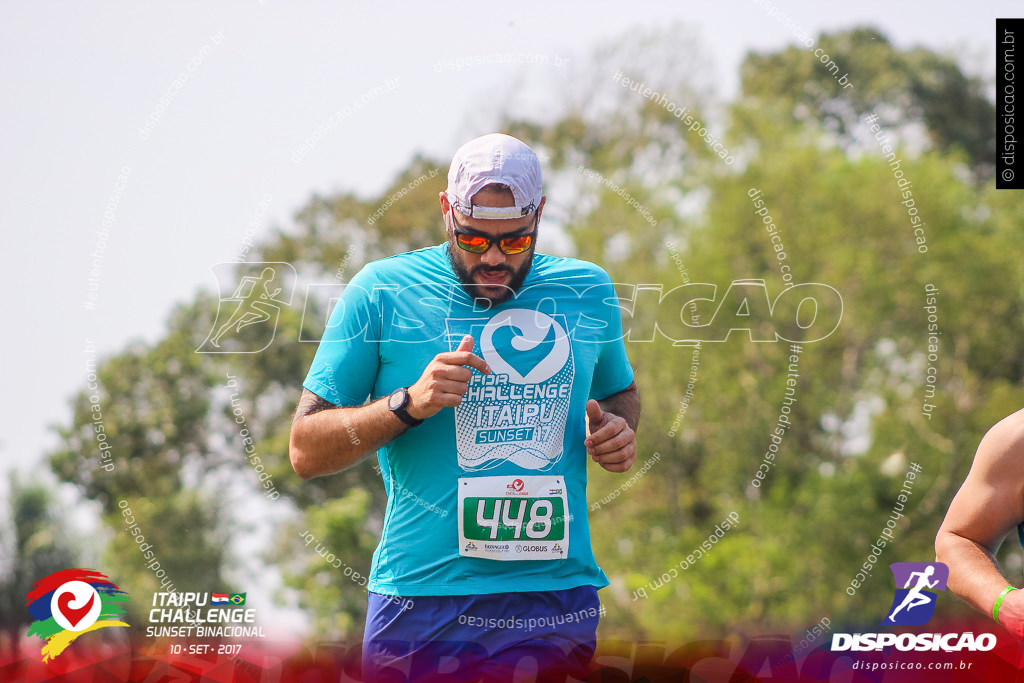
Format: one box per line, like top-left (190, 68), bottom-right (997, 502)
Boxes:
top-left (439, 192), bottom-right (453, 234)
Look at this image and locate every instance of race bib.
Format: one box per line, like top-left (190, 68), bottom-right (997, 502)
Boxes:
top-left (458, 475), bottom-right (569, 561)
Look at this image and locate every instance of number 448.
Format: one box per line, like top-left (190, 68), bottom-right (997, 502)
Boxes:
top-left (476, 498), bottom-right (556, 540)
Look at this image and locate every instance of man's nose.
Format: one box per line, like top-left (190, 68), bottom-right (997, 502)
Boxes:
top-left (480, 242), bottom-right (506, 266)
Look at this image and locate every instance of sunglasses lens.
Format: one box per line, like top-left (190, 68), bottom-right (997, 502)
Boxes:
top-left (456, 233), bottom-right (490, 253)
top-left (499, 234), bottom-right (533, 254)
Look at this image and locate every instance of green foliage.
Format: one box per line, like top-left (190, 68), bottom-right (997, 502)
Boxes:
top-left (105, 492), bottom-right (229, 627)
top-left (0, 475), bottom-right (79, 656)
top-left (271, 487), bottom-right (378, 640)
top-left (740, 27), bottom-right (996, 179)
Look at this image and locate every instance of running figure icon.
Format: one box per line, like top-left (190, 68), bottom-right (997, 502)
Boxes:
top-left (209, 267), bottom-right (283, 348)
top-left (888, 565), bottom-right (939, 622)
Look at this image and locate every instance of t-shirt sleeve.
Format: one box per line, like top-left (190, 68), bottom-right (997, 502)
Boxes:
top-left (588, 268), bottom-right (635, 400)
top-left (302, 266), bottom-right (381, 406)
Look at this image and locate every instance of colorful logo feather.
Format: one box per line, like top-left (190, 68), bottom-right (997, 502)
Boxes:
top-left (26, 569), bottom-right (129, 662)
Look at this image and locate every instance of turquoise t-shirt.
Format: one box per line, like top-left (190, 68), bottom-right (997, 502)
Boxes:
top-left (302, 243), bottom-right (635, 596)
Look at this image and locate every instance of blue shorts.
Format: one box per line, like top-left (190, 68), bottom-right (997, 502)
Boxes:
top-left (362, 586), bottom-right (601, 682)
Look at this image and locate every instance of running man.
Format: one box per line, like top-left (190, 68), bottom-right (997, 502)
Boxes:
top-left (936, 409), bottom-right (1024, 637)
top-left (289, 133), bottom-right (640, 680)
top-left (887, 565), bottom-right (938, 622)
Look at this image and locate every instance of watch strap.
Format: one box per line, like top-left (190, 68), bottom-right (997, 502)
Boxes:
top-left (390, 387), bottom-right (423, 427)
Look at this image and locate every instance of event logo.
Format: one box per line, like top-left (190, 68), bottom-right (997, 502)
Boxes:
top-left (480, 309), bottom-right (570, 385)
top-left (883, 562), bottom-right (948, 626)
top-left (447, 310), bottom-right (575, 472)
top-left (197, 263), bottom-right (296, 353)
top-left (26, 569), bottom-right (129, 662)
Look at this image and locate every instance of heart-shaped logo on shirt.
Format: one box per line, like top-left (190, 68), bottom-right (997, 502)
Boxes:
top-left (480, 309), bottom-right (571, 384)
top-left (490, 323), bottom-right (558, 379)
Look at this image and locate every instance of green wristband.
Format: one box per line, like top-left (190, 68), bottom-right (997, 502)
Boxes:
top-left (993, 586), bottom-right (1018, 623)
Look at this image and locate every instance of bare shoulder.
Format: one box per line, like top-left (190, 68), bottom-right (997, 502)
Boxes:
top-left (939, 409), bottom-right (1024, 549)
top-left (972, 409), bottom-right (1024, 474)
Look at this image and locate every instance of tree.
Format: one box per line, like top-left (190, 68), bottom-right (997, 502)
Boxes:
top-left (740, 27), bottom-right (996, 180)
top-left (48, 308), bottom-right (233, 626)
top-left (0, 474), bottom-right (79, 660)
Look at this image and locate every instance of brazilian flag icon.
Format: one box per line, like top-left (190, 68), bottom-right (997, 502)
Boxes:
top-left (229, 593), bottom-right (246, 605)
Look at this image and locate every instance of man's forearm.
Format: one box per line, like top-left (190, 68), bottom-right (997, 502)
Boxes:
top-left (936, 529), bottom-right (1014, 617)
top-left (598, 383), bottom-right (640, 431)
top-left (290, 395), bottom-right (406, 479)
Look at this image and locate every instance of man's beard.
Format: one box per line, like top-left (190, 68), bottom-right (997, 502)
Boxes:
top-left (446, 237), bottom-right (534, 305)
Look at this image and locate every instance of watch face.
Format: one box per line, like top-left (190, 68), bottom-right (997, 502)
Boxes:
top-left (388, 388), bottom-right (405, 411)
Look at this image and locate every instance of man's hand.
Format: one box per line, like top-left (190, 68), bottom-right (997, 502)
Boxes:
top-left (585, 399), bottom-right (636, 473)
top-left (407, 335), bottom-right (490, 420)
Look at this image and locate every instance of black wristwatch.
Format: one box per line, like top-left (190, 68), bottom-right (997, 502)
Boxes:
top-left (388, 387), bottom-right (423, 427)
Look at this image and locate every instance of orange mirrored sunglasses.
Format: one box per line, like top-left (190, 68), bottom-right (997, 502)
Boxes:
top-left (450, 212), bottom-right (538, 255)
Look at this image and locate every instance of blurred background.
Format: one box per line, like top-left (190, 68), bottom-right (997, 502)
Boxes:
top-left (2, 0), bottom-right (1022, 664)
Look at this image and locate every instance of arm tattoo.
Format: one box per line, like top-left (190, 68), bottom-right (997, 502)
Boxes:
top-left (293, 389), bottom-right (338, 422)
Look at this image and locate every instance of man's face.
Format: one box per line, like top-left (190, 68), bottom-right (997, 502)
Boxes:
top-left (441, 186), bottom-right (545, 305)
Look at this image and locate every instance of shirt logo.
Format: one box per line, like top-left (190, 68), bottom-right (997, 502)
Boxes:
top-left (447, 310), bottom-right (575, 472)
top-left (480, 309), bottom-right (570, 385)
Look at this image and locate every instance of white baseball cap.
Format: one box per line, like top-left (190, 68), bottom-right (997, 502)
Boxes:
top-left (445, 133), bottom-right (543, 220)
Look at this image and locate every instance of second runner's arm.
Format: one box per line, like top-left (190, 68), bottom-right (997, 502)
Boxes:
top-left (935, 411), bottom-right (1024, 636)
